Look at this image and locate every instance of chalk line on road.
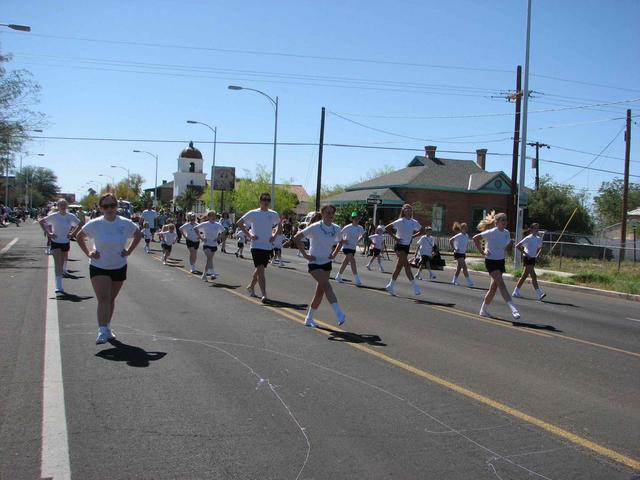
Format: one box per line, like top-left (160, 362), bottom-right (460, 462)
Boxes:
top-left (0, 237), bottom-right (18, 254)
top-left (626, 318), bottom-right (640, 323)
top-left (41, 255), bottom-right (71, 480)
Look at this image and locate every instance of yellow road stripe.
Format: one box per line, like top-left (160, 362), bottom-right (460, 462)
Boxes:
top-left (150, 255), bottom-right (640, 470)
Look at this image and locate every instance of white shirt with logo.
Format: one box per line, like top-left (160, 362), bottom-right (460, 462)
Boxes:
top-left (195, 221), bottom-right (225, 247)
top-left (390, 217), bottom-right (421, 245)
top-left (81, 216), bottom-right (139, 269)
top-left (451, 232), bottom-right (470, 254)
top-left (239, 208), bottom-right (280, 251)
top-left (341, 224), bottom-right (365, 250)
top-left (479, 227), bottom-right (512, 260)
top-left (518, 233), bottom-right (542, 257)
top-left (301, 221), bottom-right (342, 265)
top-left (160, 231), bottom-right (177, 245)
top-left (44, 212), bottom-right (80, 244)
top-left (368, 233), bottom-right (385, 250)
top-left (416, 235), bottom-right (435, 257)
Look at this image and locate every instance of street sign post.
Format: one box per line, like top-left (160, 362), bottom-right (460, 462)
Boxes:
top-left (367, 195), bottom-right (383, 226)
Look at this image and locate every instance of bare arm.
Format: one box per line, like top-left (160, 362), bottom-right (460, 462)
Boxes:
top-left (75, 230), bottom-right (99, 259)
top-left (472, 233), bottom-right (483, 252)
top-left (293, 231), bottom-right (314, 261)
top-left (122, 228), bottom-right (143, 256)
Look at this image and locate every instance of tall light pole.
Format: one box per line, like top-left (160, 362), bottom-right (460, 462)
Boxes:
top-left (133, 150), bottom-right (159, 207)
top-left (98, 173), bottom-right (115, 191)
top-left (514, 0), bottom-right (532, 269)
top-left (0, 23), bottom-right (31, 32)
top-left (228, 85), bottom-right (278, 209)
top-left (110, 165), bottom-right (130, 185)
top-left (186, 120), bottom-right (217, 210)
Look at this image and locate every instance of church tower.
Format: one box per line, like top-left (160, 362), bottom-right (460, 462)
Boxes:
top-left (173, 141), bottom-right (207, 200)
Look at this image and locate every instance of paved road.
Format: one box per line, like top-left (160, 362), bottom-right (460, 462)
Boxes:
top-left (1, 222), bottom-right (638, 479)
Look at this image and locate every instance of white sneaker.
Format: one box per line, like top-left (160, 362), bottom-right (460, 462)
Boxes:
top-left (163, 260), bottom-right (167, 265)
top-left (354, 276), bottom-right (362, 286)
top-left (334, 274), bottom-right (344, 283)
top-left (379, 266), bottom-right (385, 273)
top-left (304, 317), bottom-right (317, 328)
top-left (336, 311), bottom-right (346, 326)
top-left (261, 296), bottom-right (268, 304)
top-left (466, 278), bottom-right (474, 287)
top-left (201, 272), bottom-right (208, 282)
top-left (211, 273), bottom-right (218, 279)
top-left (385, 283), bottom-right (396, 296)
top-left (512, 289), bottom-right (522, 298)
top-left (413, 285), bottom-right (421, 296)
top-left (415, 274), bottom-right (423, 281)
top-left (366, 264), bottom-right (372, 271)
top-left (452, 278), bottom-right (460, 286)
top-left (479, 306), bottom-right (494, 318)
top-left (95, 329), bottom-right (115, 345)
top-left (246, 286), bottom-right (257, 297)
top-left (510, 307), bottom-right (521, 320)
top-left (537, 290), bottom-right (547, 301)
top-left (190, 267), bottom-right (196, 273)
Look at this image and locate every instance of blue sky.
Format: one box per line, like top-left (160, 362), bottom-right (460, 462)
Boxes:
top-left (2, 0), bottom-right (639, 203)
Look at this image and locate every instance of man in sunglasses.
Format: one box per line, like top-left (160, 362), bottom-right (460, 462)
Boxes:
top-left (236, 193), bottom-right (282, 303)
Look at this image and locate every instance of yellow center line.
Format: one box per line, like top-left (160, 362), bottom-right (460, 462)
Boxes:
top-left (149, 254), bottom-right (640, 470)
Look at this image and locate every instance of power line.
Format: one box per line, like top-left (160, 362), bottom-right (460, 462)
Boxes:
top-left (562, 125), bottom-right (626, 182)
top-left (539, 157), bottom-right (639, 179)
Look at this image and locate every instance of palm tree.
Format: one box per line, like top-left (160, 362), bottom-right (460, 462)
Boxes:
top-left (175, 186), bottom-right (200, 212)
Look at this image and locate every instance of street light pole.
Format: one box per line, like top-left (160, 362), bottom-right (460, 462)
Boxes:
top-left (110, 165), bottom-right (130, 185)
top-left (186, 121), bottom-right (217, 210)
top-left (98, 173), bottom-right (115, 191)
top-left (228, 85), bottom-right (279, 210)
top-left (133, 150), bottom-right (159, 207)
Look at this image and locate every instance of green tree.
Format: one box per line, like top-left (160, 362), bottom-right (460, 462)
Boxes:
top-left (175, 187), bottom-right (200, 212)
top-left (334, 202), bottom-right (369, 227)
top-left (593, 179), bottom-right (640, 228)
top-left (308, 184), bottom-right (347, 208)
top-left (15, 165), bottom-right (59, 207)
top-left (80, 190), bottom-right (98, 210)
top-left (527, 176), bottom-right (594, 233)
top-left (228, 165), bottom-right (298, 215)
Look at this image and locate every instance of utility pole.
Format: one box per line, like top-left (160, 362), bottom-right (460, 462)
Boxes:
top-left (619, 109), bottom-right (632, 267)
top-left (527, 141), bottom-right (549, 190)
top-left (315, 107), bottom-right (325, 212)
top-left (509, 65), bottom-right (523, 232)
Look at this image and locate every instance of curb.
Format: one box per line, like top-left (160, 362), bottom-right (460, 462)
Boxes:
top-left (441, 265), bottom-right (640, 303)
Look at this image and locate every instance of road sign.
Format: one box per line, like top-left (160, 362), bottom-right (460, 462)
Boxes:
top-left (367, 197), bottom-right (383, 205)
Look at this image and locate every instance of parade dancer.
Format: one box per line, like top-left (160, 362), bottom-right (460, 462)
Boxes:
top-left (139, 204), bottom-right (158, 242)
top-left (76, 193), bottom-right (142, 344)
top-left (472, 211), bottom-right (521, 319)
top-left (384, 204), bottom-right (422, 296)
top-left (335, 212), bottom-right (365, 285)
top-left (236, 193), bottom-right (281, 302)
top-left (449, 222), bottom-right (474, 286)
top-left (179, 213), bottom-right (200, 272)
top-left (141, 222), bottom-right (152, 253)
top-left (272, 226), bottom-right (284, 266)
top-left (159, 224), bottom-right (177, 265)
top-left (195, 210), bottom-right (225, 281)
top-left (235, 229), bottom-right (247, 258)
top-left (513, 223), bottom-right (546, 300)
top-left (39, 198), bottom-right (81, 294)
top-left (415, 226), bottom-right (437, 281)
top-left (294, 206), bottom-right (346, 327)
top-left (365, 226), bottom-right (386, 272)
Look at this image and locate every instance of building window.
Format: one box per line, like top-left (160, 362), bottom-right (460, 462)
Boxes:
top-left (432, 204), bottom-right (445, 233)
top-left (189, 162), bottom-right (195, 173)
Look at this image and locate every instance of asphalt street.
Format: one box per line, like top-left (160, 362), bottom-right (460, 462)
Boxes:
top-left (1, 222), bottom-right (638, 480)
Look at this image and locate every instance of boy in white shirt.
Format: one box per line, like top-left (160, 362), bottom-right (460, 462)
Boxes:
top-left (159, 224), bottom-right (178, 265)
top-left (513, 223), bottom-right (546, 300)
top-left (415, 226), bottom-right (436, 281)
top-left (449, 222), bottom-right (473, 287)
top-left (335, 212), bottom-right (365, 285)
top-left (365, 226), bottom-right (386, 272)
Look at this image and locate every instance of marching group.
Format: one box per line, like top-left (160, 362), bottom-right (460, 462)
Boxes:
top-left (37, 193), bottom-right (545, 344)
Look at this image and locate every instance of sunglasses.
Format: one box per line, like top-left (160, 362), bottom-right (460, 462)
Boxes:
top-left (260, 198), bottom-right (271, 202)
top-left (101, 203), bottom-right (118, 209)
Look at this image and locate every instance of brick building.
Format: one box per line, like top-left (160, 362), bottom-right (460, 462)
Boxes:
top-left (323, 146), bottom-right (513, 234)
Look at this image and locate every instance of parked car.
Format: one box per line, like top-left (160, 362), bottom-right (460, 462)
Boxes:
top-left (541, 231), bottom-right (614, 261)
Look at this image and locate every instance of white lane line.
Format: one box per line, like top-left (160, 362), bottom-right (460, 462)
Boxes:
top-left (626, 318), bottom-right (640, 323)
top-left (0, 237), bottom-right (18, 254)
top-left (41, 255), bottom-right (71, 480)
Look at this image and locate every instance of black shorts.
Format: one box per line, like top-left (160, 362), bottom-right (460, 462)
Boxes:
top-left (150, 228), bottom-right (156, 234)
top-left (237, 242), bottom-right (244, 248)
top-left (420, 255), bottom-right (431, 267)
top-left (453, 252), bottom-right (466, 260)
top-left (308, 262), bottom-right (332, 273)
top-left (342, 248), bottom-right (356, 256)
top-left (203, 245), bottom-right (218, 252)
top-left (161, 244), bottom-right (172, 253)
top-left (372, 248), bottom-right (381, 257)
top-left (144, 238), bottom-right (151, 245)
top-left (90, 264), bottom-right (127, 281)
top-left (485, 258), bottom-right (506, 273)
top-left (251, 248), bottom-right (271, 267)
top-left (50, 241), bottom-right (70, 252)
top-left (394, 243), bottom-right (410, 254)
top-left (186, 239), bottom-right (200, 249)
top-left (523, 256), bottom-right (537, 266)
top-left (273, 248), bottom-right (282, 254)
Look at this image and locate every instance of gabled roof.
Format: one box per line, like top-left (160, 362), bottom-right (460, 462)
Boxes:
top-left (276, 184), bottom-right (310, 202)
top-left (321, 188), bottom-right (404, 205)
top-left (347, 156), bottom-right (510, 193)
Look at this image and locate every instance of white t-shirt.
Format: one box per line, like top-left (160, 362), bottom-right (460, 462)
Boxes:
top-left (180, 223), bottom-right (199, 242)
top-left (518, 234), bottom-right (542, 257)
top-left (479, 227), bottom-right (511, 260)
top-left (451, 232), bottom-right (469, 254)
top-left (389, 217), bottom-right (421, 245)
top-left (272, 233), bottom-right (284, 249)
top-left (195, 221), bottom-right (225, 247)
top-left (81, 216), bottom-right (139, 269)
top-left (140, 209), bottom-right (158, 229)
top-left (301, 221), bottom-right (342, 265)
top-left (142, 227), bottom-right (152, 240)
top-left (341, 224), bottom-right (365, 250)
top-left (239, 208), bottom-right (280, 251)
top-left (368, 233), bottom-right (385, 250)
top-left (160, 231), bottom-right (177, 245)
top-left (416, 235), bottom-right (435, 257)
top-left (236, 231), bottom-right (247, 243)
top-left (44, 212), bottom-right (80, 244)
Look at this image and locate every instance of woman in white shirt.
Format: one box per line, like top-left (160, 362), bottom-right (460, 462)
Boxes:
top-left (513, 223), bottom-right (546, 300)
top-left (76, 193), bottom-right (142, 344)
top-left (39, 198), bottom-right (81, 293)
top-left (448, 222), bottom-right (474, 287)
top-left (179, 212), bottom-right (200, 273)
top-left (195, 210), bottom-right (225, 281)
top-left (415, 226), bottom-right (436, 281)
top-left (335, 212), bottom-right (365, 285)
top-left (472, 211), bottom-right (520, 319)
top-left (294, 205), bottom-right (347, 328)
top-left (384, 204), bottom-right (422, 296)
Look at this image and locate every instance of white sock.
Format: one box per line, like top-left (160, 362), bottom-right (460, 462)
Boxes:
top-left (536, 288), bottom-right (544, 294)
top-left (306, 308), bottom-right (316, 320)
top-left (99, 325), bottom-right (109, 333)
top-left (331, 302), bottom-right (344, 317)
top-left (453, 275), bottom-right (458, 282)
top-left (63, 262), bottom-right (68, 271)
top-left (410, 279), bottom-right (418, 287)
top-left (55, 276), bottom-right (62, 290)
top-left (507, 301), bottom-right (518, 311)
top-left (388, 280), bottom-right (395, 286)
top-left (481, 302), bottom-right (489, 312)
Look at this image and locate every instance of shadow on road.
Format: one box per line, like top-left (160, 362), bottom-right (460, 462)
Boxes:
top-left (492, 317), bottom-right (562, 332)
top-left (261, 298), bottom-right (308, 310)
top-left (52, 293), bottom-right (93, 302)
top-left (209, 282), bottom-right (240, 290)
top-left (95, 339), bottom-right (167, 367)
top-left (413, 299), bottom-right (457, 307)
top-left (325, 329), bottom-right (387, 347)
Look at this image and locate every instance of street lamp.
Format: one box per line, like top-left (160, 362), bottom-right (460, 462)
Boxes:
top-left (98, 173), bottom-right (115, 191)
top-left (0, 23), bottom-right (31, 32)
top-left (228, 85), bottom-right (279, 209)
top-left (133, 150), bottom-right (159, 207)
top-left (110, 165), bottom-right (130, 185)
top-left (186, 120), bottom-right (217, 210)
